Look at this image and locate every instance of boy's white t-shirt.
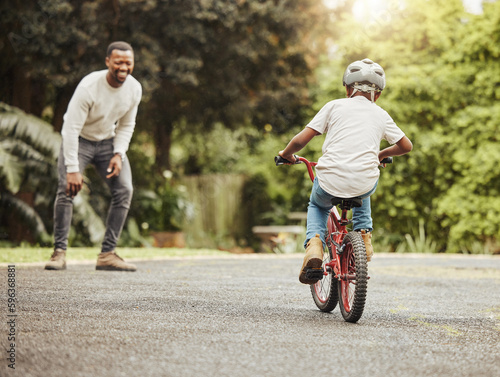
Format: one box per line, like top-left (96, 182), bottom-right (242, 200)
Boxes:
top-left (61, 70), bottom-right (142, 173)
top-left (306, 96), bottom-right (405, 197)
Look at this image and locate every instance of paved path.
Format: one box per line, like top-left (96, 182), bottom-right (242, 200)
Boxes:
top-left (1, 253), bottom-right (499, 377)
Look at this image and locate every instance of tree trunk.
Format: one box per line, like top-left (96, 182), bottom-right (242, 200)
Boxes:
top-left (53, 86), bottom-right (75, 132)
top-left (154, 120), bottom-right (173, 172)
top-left (30, 79), bottom-right (46, 117)
top-left (11, 66), bottom-right (31, 113)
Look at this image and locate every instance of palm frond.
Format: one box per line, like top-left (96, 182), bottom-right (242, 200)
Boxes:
top-left (1, 138), bottom-right (56, 163)
top-left (0, 102), bottom-right (61, 159)
top-left (0, 192), bottom-right (50, 243)
top-left (0, 147), bottom-right (24, 193)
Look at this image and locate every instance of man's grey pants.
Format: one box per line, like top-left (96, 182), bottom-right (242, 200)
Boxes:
top-left (53, 137), bottom-right (133, 252)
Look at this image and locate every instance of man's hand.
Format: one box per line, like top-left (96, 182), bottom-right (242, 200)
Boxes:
top-left (106, 154), bottom-right (123, 178)
top-left (66, 172), bottom-right (83, 198)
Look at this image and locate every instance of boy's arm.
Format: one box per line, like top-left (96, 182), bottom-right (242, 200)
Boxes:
top-left (378, 135), bottom-right (413, 161)
top-left (279, 127), bottom-right (320, 163)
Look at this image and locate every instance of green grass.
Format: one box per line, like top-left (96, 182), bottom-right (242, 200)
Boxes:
top-left (0, 247), bottom-right (230, 264)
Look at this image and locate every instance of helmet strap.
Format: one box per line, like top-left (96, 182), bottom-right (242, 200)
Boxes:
top-left (350, 82), bottom-right (381, 103)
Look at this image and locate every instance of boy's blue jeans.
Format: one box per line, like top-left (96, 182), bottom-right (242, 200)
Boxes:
top-left (53, 137), bottom-right (133, 252)
top-left (304, 178), bottom-right (378, 249)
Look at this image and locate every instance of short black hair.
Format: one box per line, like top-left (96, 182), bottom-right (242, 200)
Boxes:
top-left (106, 41), bottom-right (134, 57)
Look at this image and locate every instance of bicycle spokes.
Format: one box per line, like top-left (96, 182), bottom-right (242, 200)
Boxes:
top-left (310, 249), bottom-right (338, 312)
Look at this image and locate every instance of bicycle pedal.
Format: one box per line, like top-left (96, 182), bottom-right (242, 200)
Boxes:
top-left (305, 268), bottom-right (324, 280)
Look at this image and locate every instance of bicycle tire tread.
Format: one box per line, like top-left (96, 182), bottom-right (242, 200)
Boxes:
top-left (339, 232), bottom-right (368, 323)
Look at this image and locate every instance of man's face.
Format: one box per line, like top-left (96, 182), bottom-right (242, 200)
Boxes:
top-left (105, 49), bottom-right (134, 87)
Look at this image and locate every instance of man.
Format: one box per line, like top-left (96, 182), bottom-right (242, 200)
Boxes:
top-left (45, 41), bottom-right (142, 271)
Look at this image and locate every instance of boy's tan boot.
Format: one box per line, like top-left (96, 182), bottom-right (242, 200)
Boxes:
top-left (360, 230), bottom-right (373, 262)
top-left (45, 248), bottom-right (66, 270)
top-left (299, 234), bottom-right (323, 284)
top-left (96, 251), bottom-right (136, 271)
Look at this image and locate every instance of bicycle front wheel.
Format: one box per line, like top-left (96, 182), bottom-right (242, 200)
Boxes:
top-left (337, 231), bottom-right (368, 323)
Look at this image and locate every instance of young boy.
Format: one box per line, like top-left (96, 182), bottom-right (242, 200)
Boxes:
top-left (279, 58), bottom-right (412, 284)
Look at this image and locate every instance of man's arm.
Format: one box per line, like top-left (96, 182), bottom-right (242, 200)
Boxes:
top-left (61, 85), bottom-right (92, 197)
top-left (107, 85), bottom-right (141, 179)
top-left (61, 86), bottom-right (92, 173)
top-left (113, 85), bottom-right (142, 157)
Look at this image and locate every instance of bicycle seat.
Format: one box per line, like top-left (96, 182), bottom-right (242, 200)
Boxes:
top-left (331, 197), bottom-right (363, 209)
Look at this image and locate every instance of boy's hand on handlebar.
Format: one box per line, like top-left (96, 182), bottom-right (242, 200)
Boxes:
top-left (378, 156), bottom-right (393, 168)
top-left (278, 151), bottom-right (297, 164)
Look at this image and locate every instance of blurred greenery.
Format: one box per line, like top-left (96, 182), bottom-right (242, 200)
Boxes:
top-left (1, 0), bottom-right (499, 254)
top-left (338, 0), bottom-right (500, 254)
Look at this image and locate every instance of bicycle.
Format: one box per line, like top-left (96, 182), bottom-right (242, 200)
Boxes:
top-left (275, 155), bottom-right (392, 322)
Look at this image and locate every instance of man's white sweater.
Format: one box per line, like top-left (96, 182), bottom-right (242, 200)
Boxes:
top-left (61, 70), bottom-right (142, 173)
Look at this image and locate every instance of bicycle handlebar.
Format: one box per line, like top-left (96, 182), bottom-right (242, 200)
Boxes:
top-left (275, 155), bottom-right (393, 166)
top-left (380, 157), bottom-right (393, 164)
top-left (275, 155), bottom-right (316, 181)
top-left (275, 155), bottom-right (393, 182)
top-left (274, 155), bottom-right (301, 165)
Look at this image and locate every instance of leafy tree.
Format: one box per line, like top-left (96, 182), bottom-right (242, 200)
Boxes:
top-left (0, 0), bottom-right (332, 245)
top-left (318, 0), bottom-right (500, 252)
top-left (1, 0), bottom-right (329, 170)
top-left (0, 102), bottom-right (105, 246)
top-left (432, 1), bottom-right (500, 252)
top-left (0, 0), bottom-right (121, 129)
top-left (122, 0), bottom-right (329, 171)
top-left (0, 102), bottom-right (60, 244)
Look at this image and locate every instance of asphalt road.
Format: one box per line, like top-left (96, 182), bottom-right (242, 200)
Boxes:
top-left (1, 253), bottom-right (499, 377)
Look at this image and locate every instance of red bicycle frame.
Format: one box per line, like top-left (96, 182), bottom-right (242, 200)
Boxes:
top-left (297, 156), bottom-right (353, 281)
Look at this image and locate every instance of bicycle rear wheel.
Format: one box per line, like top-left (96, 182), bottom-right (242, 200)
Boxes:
top-left (337, 231), bottom-right (368, 323)
top-left (310, 245), bottom-right (338, 312)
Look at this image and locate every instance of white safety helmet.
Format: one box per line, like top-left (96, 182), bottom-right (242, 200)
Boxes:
top-left (342, 58), bottom-right (385, 102)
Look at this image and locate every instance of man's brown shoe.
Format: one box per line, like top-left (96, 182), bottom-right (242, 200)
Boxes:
top-left (360, 230), bottom-right (373, 262)
top-left (96, 251), bottom-right (136, 271)
top-left (45, 248), bottom-right (66, 270)
top-left (299, 234), bottom-right (323, 284)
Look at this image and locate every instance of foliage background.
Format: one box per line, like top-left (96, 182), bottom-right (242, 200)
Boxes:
top-left (0, 0), bottom-right (499, 253)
